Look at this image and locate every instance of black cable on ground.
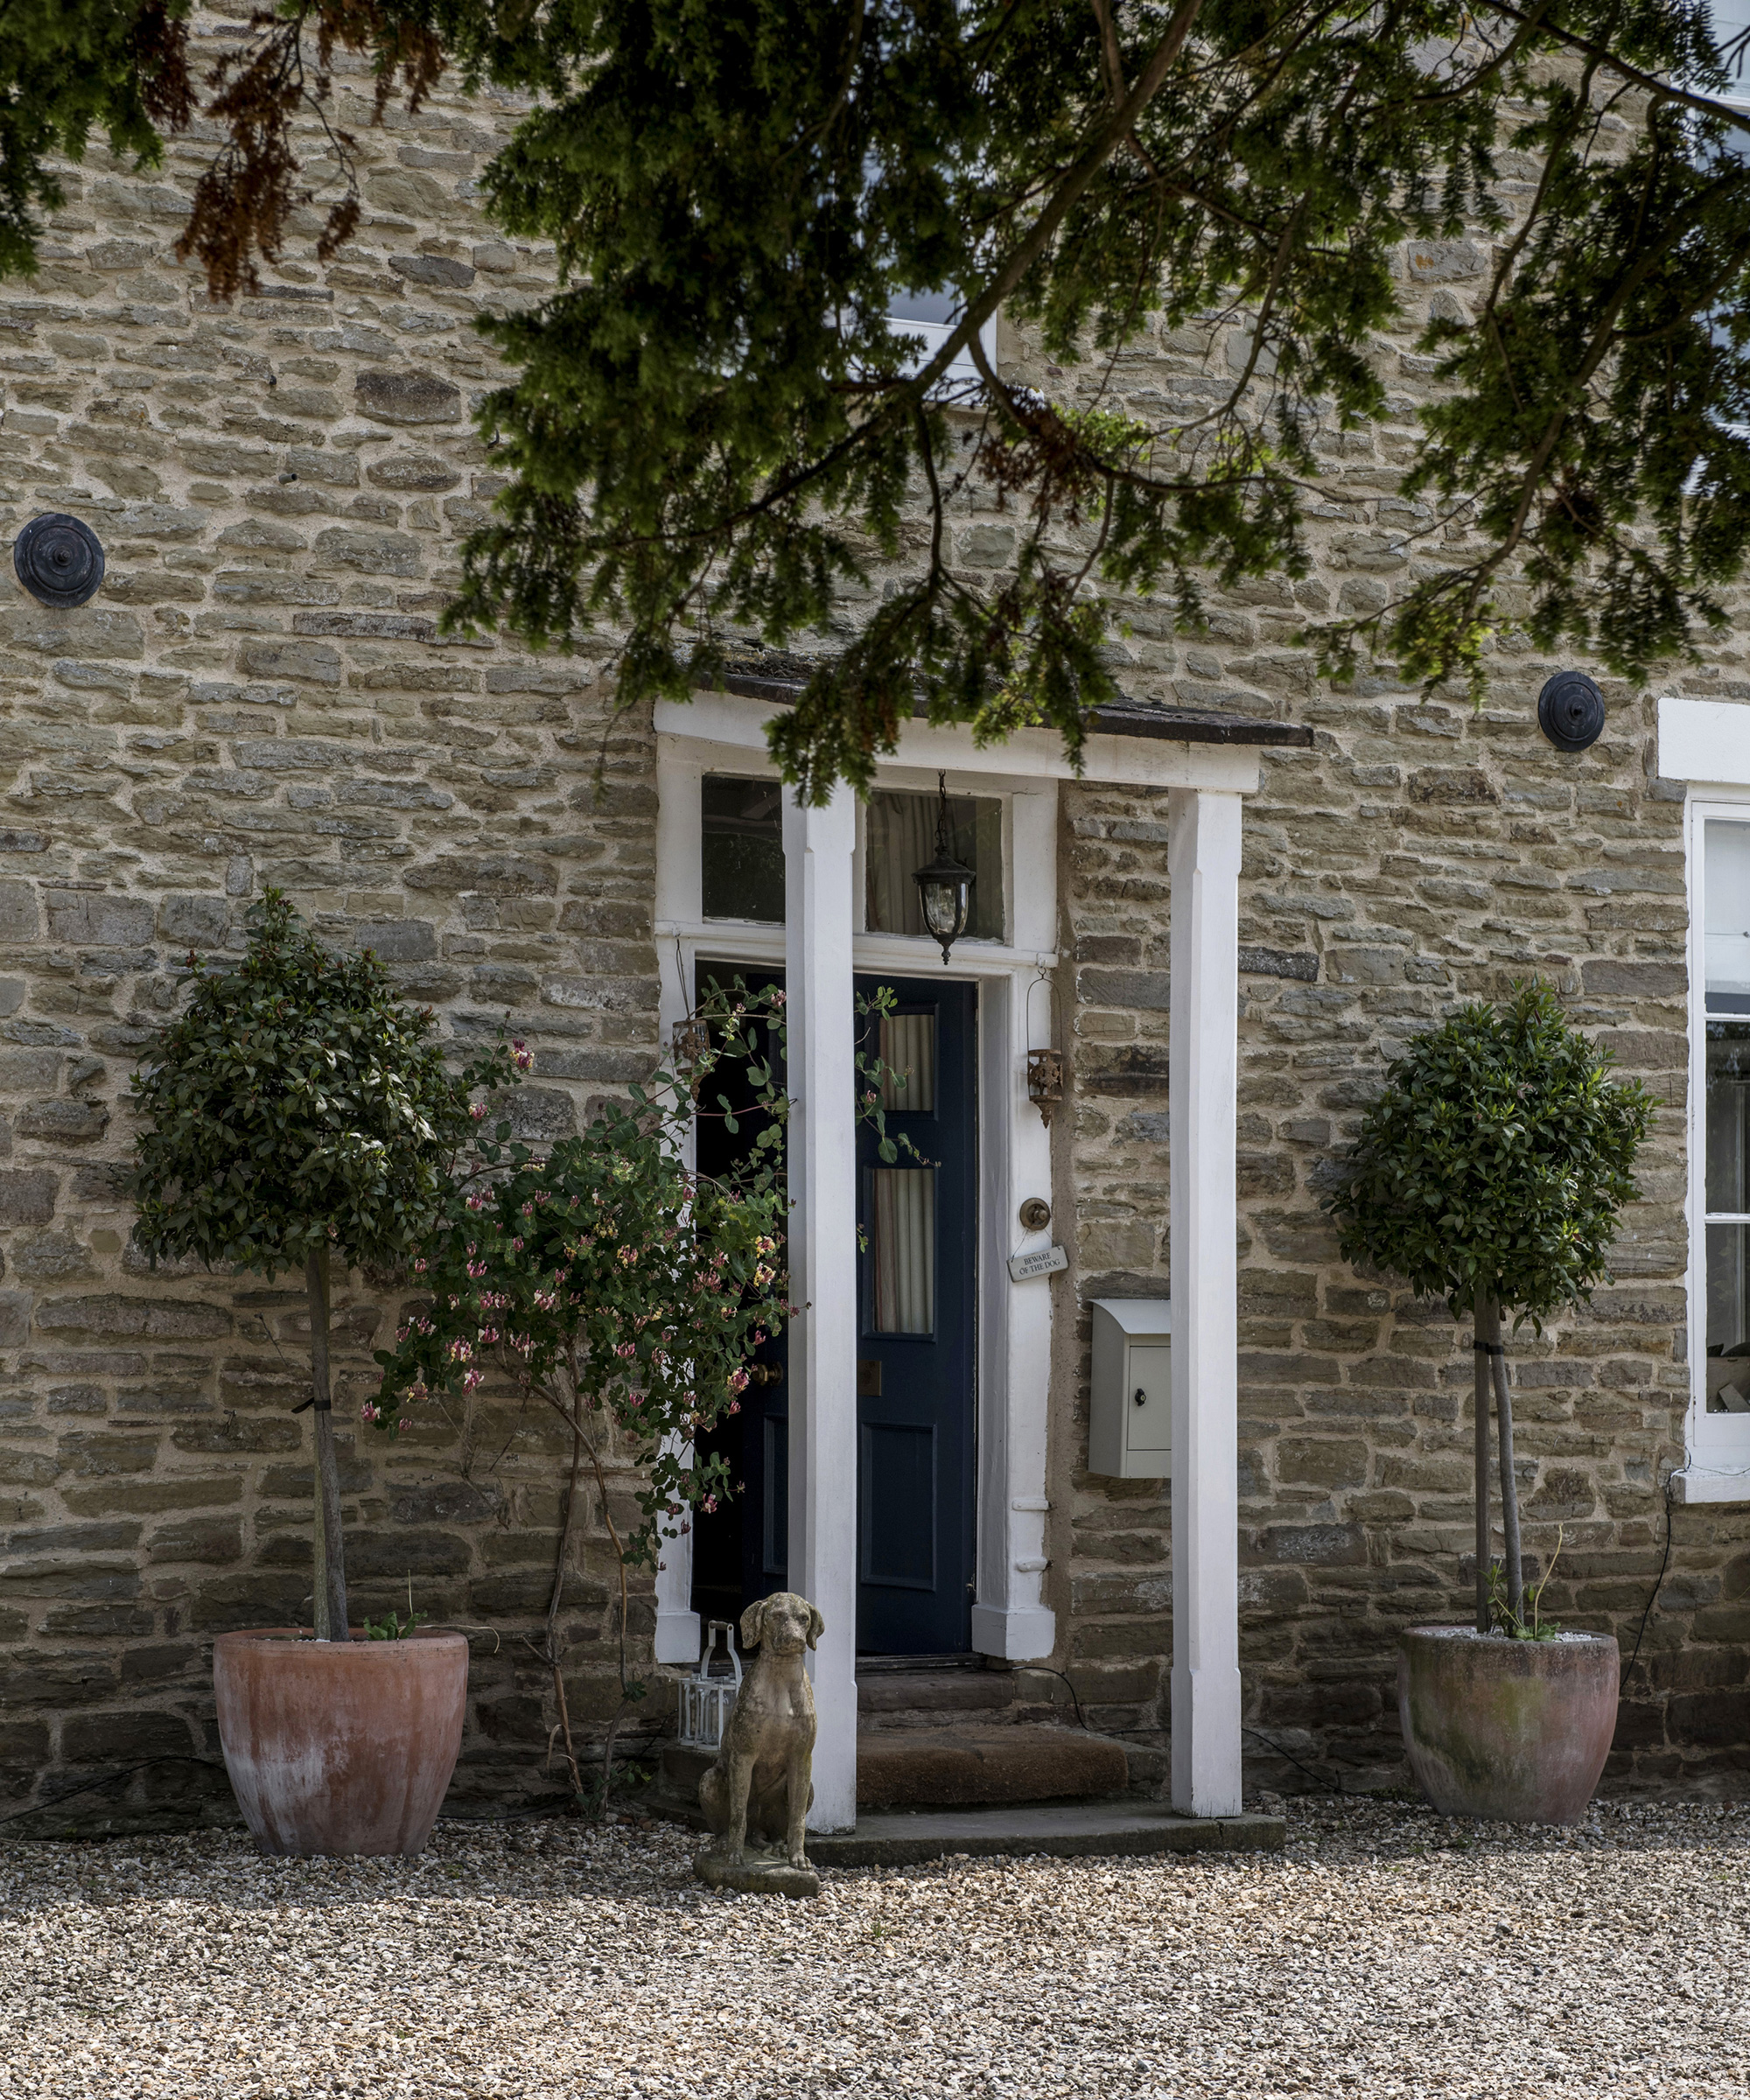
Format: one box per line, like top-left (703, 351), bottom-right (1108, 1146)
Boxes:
top-left (1022, 1665), bottom-right (1088, 1730)
top-left (1242, 1726), bottom-right (1331, 1791)
top-left (0, 1755), bottom-right (226, 1830)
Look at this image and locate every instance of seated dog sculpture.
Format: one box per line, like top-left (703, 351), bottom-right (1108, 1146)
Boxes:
top-left (698, 1590), bottom-right (822, 1869)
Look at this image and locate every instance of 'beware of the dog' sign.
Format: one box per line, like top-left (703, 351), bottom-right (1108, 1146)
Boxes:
top-left (1007, 1243), bottom-right (1068, 1283)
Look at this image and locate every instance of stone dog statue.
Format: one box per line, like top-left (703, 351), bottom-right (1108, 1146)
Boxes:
top-left (697, 1591), bottom-right (822, 1882)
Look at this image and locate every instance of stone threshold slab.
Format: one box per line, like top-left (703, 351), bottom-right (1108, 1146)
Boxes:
top-left (801, 1799), bottom-right (1285, 1867)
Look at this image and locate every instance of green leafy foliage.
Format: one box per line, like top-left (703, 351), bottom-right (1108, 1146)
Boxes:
top-left (130, 889), bottom-right (518, 1278)
top-left (1326, 982), bottom-right (1656, 1327)
top-left (19, 2), bottom-right (1750, 788)
top-left (371, 986), bottom-right (794, 1580)
top-left (427, 0), bottom-right (1750, 795)
top-left (370, 976), bottom-right (920, 1577)
top-left (0, 0), bottom-right (192, 281)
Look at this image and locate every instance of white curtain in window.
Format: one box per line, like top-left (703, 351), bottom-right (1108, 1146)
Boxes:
top-left (872, 1168), bottom-right (935, 1334)
top-left (878, 1013), bottom-right (936, 1113)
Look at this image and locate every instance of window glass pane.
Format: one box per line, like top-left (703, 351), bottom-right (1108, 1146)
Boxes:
top-left (869, 1167), bottom-right (935, 1334)
top-left (1705, 818), bottom-right (1750, 1010)
top-left (865, 790), bottom-right (1003, 942)
top-left (888, 289), bottom-right (958, 326)
top-left (1707, 1222), bottom-right (1750, 1408)
top-left (878, 1012), bottom-right (936, 1113)
top-left (1712, 0), bottom-right (1750, 94)
top-left (1708, 1022), bottom-right (1750, 1214)
top-left (702, 775), bottom-right (785, 923)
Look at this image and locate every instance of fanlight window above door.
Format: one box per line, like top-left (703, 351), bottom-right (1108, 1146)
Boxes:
top-left (865, 789), bottom-right (1004, 942)
top-left (701, 774), bottom-right (786, 923)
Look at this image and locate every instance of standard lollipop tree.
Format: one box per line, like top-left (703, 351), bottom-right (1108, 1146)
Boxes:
top-left (128, 891), bottom-right (520, 1855)
top-left (1327, 983), bottom-right (1654, 1822)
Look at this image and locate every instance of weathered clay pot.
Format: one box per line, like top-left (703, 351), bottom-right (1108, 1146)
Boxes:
top-left (214, 1628), bottom-right (468, 1856)
top-left (1397, 1626), bottom-right (1619, 1825)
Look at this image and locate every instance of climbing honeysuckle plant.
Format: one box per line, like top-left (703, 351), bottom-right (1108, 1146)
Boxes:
top-left (370, 981), bottom-right (796, 1796)
top-left (374, 1083), bottom-right (792, 1590)
top-left (369, 976), bottom-right (921, 1797)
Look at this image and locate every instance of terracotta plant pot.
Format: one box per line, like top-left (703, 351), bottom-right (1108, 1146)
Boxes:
top-left (1397, 1626), bottom-right (1619, 1826)
top-left (214, 1628), bottom-right (469, 1857)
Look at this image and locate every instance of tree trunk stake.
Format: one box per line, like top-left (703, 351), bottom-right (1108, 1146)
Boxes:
top-left (306, 1245), bottom-right (349, 1641)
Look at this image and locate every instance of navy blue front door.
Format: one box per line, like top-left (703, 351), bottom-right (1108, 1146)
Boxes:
top-left (854, 974), bottom-right (977, 1655)
top-left (687, 966), bottom-right (977, 1656)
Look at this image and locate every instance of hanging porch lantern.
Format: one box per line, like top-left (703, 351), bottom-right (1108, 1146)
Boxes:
top-left (912, 771), bottom-right (976, 964)
top-left (1027, 1047), bottom-right (1066, 1127)
top-left (677, 1620), bottom-right (743, 1751)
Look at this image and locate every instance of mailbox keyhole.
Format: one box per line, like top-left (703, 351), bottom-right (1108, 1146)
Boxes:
top-left (1133, 1387), bottom-right (1146, 1408)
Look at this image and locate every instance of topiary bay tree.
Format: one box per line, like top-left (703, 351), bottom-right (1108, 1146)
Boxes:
top-left (1326, 983), bottom-right (1655, 1634)
top-left (130, 890), bottom-right (520, 1642)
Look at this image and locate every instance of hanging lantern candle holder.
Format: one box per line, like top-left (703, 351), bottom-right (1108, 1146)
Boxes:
top-left (911, 771), bottom-right (976, 964)
top-left (677, 1620), bottom-right (743, 1752)
top-left (1027, 1047), bottom-right (1065, 1127)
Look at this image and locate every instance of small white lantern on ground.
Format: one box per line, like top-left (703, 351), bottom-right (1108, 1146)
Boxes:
top-left (678, 1620), bottom-right (743, 1752)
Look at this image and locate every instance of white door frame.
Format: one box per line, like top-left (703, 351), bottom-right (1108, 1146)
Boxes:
top-left (650, 723), bottom-right (1061, 1697)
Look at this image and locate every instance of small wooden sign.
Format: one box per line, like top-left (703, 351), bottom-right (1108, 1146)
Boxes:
top-left (1008, 1243), bottom-right (1068, 1283)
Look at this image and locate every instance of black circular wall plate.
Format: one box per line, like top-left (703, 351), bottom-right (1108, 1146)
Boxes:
top-left (1536, 669), bottom-right (1606, 752)
top-left (13, 512), bottom-right (105, 609)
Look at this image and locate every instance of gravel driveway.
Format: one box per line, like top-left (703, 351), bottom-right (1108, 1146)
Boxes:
top-left (0, 1795), bottom-right (1744, 2098)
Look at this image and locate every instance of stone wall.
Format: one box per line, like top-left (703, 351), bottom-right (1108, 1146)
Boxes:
top-left (0, 19), bottom-right (667, 1828)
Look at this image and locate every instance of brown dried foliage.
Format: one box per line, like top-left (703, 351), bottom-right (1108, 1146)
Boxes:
top-left (174, 1), bottom-right (447, 302)
top-left (131, 0), bottom-right (196, 132)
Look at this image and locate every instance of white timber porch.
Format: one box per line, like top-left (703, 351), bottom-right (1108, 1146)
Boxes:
top-left (649, 681), bottom-right (1311, 1830)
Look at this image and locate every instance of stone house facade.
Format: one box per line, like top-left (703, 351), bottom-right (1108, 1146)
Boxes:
top-left (0, 6), bottom-right (1744, 1830)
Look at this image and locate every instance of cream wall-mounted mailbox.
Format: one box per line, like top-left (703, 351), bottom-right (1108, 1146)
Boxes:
top-left (1088, 1298), bottom-right (1172, 1479)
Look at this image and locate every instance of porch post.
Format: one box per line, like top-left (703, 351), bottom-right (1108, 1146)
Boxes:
top-left (1166, 785), bottom-right (1244, 1819)
top-left (782, 781), bottom-right (859, 1830)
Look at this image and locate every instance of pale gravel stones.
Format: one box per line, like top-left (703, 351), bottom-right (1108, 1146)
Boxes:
top-left (1, 1794), bottom-right (1747, 2098)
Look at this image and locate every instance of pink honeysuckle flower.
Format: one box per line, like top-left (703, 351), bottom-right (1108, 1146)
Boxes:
top-left (398, 1417), bottom-right (412, 1432)
top-left (728, 1401), bottom-right (741, 1416)
top-left (470, 1102), bottom-right (486, 1121)
top-left (512, 1041), bottom-right (534, 1071)
top-left (466, 1194), bottom-right (487, 1212)
top-left (463, 1369), bottom-right (484, 1391)
top-left (728, 1367), bottom-right (750, 1393)
top-left (512, 1237), bottom-right (524, 1252)
top-left (615, 1341), bottom-right (637, 1360)
top-left (360, 1401), bottom-right (381, 1422)
top-left (413, 1259), bottom-right (428, 1274)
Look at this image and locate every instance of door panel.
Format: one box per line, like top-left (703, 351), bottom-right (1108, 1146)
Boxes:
top-left (855, 973), bottom-right (976, 1655)
top-left (859, 1422), bottom-right (937, 1589)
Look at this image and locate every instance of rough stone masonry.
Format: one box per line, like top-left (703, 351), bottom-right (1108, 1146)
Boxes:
top-left (0, 6), bottom-right (1743, 1828)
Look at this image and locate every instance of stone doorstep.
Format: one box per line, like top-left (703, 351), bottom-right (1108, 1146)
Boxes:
top-left (858, 1670), bottom-right (1020, 1722)
top-left (654, 1722), bottom-right (1133, 1823)
top-left (647, 1791), bottom-right (1285, 1866)
top-left (806, 1800), bottom-right (1287, 1867)
top-left (857, 1724), bottom-right (1129, 1808)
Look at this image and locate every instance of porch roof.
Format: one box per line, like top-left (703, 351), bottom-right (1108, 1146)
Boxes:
top-left (703, 657), bottom-right (1312, 751)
